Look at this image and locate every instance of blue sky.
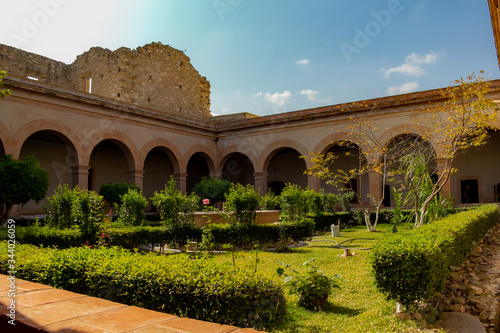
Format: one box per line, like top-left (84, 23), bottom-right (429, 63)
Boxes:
top-left (1, 0), bottom-right (499, 116)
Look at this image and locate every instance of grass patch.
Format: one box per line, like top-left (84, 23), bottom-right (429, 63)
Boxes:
top-left (195, 223), bottom-right (425, 332)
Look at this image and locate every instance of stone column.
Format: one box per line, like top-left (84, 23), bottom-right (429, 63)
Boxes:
top-left (72, 165), bottom-right (91, 189)
top-left (174, 173), bottom-right (188, 193)
top-left (253, 172), bottom-right (268, 195)
top-left (367, 165), bottom-right (382, 206)
top-left (436, 158), bottom-right (452, 197)
top-left (307, 175), bottom-right (321, 191)
top-left (128, 169), bottom-right (145, 190)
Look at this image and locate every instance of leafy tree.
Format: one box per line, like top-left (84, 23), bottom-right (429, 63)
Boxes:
top-left (99, 182), bottom-right (140, 208)
top-left (409, 72), bottom-right (497, 226)
top-left (0, 155), bottom-right (49, 226)
top-left (193, 177), bottom-right (231, 208)
top-left (225, 183), bottom-right (260, 225)
top-left (0, 70), bottom-right (11, 99)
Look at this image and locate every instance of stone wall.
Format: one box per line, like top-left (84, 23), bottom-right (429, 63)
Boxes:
top-left (0, 42), bottom-right (211, 118)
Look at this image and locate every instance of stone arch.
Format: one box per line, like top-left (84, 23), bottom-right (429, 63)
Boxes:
top-left (313, 131), bottom-right (354, 155)
top-left (219, 152), bottom-right (255, 185)
top-left (257, 139), bottom-right (310, 173)
top-left (186, 150), bottom-right (215, 193)
top-left (87, 138), bottom-right (136, 192)
top-left (0, 120), bottom-right (11, 156)
top-left (138, 138), bottom-right (182, 174)
top-left (18, 129), bottom-right (80, 214)
top-left (183, 145), bottom-right (216, 174)
top-left (265, 147), bottom-right (308, 191)
top-left (12, 120), bottom-right (82, 160)
top-left (80, 130), bottom-right (138, 169)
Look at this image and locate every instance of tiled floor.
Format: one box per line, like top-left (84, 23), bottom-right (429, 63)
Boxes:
top-left (0, 274), bottom-right (263, 332)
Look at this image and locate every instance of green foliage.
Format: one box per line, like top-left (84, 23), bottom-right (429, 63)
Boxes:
top-left (339, 190), bottom-right (355, 213)
top-left (0, 225), bottom-right (81, 248)
top-left (225, 183), bottom-right (260, 225)
top-left (116, 188), bottom-right (148, 226)
top-left (193, 177), bottom-right (231, 207)
top-left (0, 243), bottom-right (287, 329)
top-left (45, 184), bottom-right (76, 229)
top-left (259, 190), bottom-right (280, 210)
top-left (322, 192), bottom-right (340, 214)
top-left (278, 258), bottom-right (340, 311)
top-left (303, 189), bottom-right (323, 215)
top-left (279, 184), bottom-right (308, 222)
top-left (151, 176), bottom-right (199, 227)
top-left (0, 154), bottom-right (49, 226)
top-left (280, 218), bottom-right (315, 245)
top-left (0, 70), bottom-right (11, 99)
top-left (72, 187), bottom-right (104, 244)
top-left (99, 182), bottom-right (140, 207)
top-left (371, 204), bottom-right (499, 310)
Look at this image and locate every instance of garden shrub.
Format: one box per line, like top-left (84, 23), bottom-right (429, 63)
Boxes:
top-left (371, 204), bottom-right (499, 310)
top-left (116, 188), bottom-right (148, 226)
top-left (99, 182), bottom-right (140, 207)
top-left (303, 189), bottom-right (323, 215)
top-left (259, 190), bottom-right (280, 210)
top-left (0, 226), bottom-right (81, 248)
top-left (280, 184), bottom-right (308, 222)
top-left (192, 177), bottom-right (231, 208)
top-left (280, 218), bottom-right (315, 245)
top-left (225, 183), bottom-right (260, 225)
top-left (151, 176), bottom-right (199, 227)
top-left (0, 243), bottom-right (287, 329)
top-left (72, 187), bottom-right (104, 243)
top-left (45, 184), bottom-right (76, 229)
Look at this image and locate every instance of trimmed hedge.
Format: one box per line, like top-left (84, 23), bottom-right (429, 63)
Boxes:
top-left (0, 220), bottom-right (314, 250)
top-left (371, 204), bottom-right (499, 310)
top-left (0, 243), bottom-right (286, 329)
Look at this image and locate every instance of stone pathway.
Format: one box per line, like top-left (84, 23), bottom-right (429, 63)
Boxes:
top-left (430, 223), bottom-right (500, 332)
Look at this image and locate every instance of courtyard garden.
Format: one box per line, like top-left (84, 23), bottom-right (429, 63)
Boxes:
top-left (1, 174), bottom-right (499, 332)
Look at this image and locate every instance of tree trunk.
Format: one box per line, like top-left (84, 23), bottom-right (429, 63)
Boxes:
top-left (364, 210), bottom-right (375, 232)
top-left (1, 203), bottom-right (13, 227)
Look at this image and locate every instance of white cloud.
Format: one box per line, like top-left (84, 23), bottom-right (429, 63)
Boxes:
top-left (220, 107), bottom-right (231, 114)
top-left (386, 82), bottom-right (419, 95)
top-left (382, 51), bottom-right (438, 78)
top-left (298, 89), bottom-right (333, 103)
top-left (296, 59), bottom-right (309, 65)
top-left (256, 91), bottom-right (292, 108)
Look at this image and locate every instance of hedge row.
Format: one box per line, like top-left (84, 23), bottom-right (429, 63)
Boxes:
top-left (0, 219), bottom-right (315, 250)
top-left (371, 204), bottom-right (499, 310)
top-left (0, 243), bottom-right (286, 329)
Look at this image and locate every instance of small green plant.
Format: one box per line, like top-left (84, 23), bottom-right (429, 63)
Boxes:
top-left (225, 183), bottom-right (260, 225)
top-left (322, 192), bottom-right (339, 214)
top-left (277, 258), bottom-right (340, 311)
top-left (116, 188), bottom-right (148, 226)
top-left (99, 182), bottom-right (140, 209)
top-left (45, 184), bottom-right (77, 229)
top-left (193, 177), bottom-right (231, 208)
top-left (339, 190), bottom-right (355, 213)
top-left (151, 176), bottom-right (199, 227)
top-left (260, 190), bottom-right (280, 210)
top-left (280, 184), bottom-right (308, 222)
top-left (72, 187), bottom-right (104, 244)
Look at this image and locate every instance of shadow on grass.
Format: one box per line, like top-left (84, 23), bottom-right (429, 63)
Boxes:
top-left (322, 303), bottom-right (362, 317)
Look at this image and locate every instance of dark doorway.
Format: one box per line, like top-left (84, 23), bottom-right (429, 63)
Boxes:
top-left (460, 179), bottom-right (479, 204)
top-left (383, 185), bottom-right (391, 207)
top-left (268, 181), bottom-right (286, 196)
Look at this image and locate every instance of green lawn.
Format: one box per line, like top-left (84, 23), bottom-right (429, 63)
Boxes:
top-left (193, 224), bottom-right (425, 333)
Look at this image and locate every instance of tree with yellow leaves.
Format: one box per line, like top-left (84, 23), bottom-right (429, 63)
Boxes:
top-left (411, 72), bottom-right (498, 227)
top-left (0, 70), bottom-right (11, 99)
top-left (304, 72), bottom-right (498, 230)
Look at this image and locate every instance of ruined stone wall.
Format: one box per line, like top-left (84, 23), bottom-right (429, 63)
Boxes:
top-left (0, 43), bottom-right (75, 88)
top-left (0, 42), bottom-right (211, 118)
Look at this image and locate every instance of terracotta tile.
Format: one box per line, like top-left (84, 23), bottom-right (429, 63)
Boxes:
top-left (79, 306), bottom-right (177, 332)
top-left (17, 279), bottom-right (54, 293)
top-left (43, 320), bottom-right (114, 333)
top-left (145, 317), bottom-right (238, 333)
top-left (13, 288), bottom-right (86, 309)
top-left (133, 317), bottom-right (239, 333)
